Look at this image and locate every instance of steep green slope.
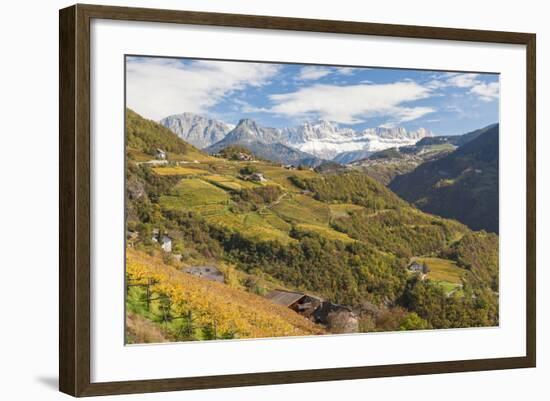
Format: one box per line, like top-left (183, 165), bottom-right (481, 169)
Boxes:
top-left (126, 108), bottom-right (211, 162)
top-left (389, 125), bottom-right (499, 233)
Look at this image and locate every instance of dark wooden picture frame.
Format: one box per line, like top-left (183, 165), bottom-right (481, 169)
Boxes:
top-left (59, 3), bottom-right (536, 397)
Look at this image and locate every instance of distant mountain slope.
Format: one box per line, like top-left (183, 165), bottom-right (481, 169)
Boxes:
top-left (389, 124), bottom-right (499, 233)
top-left (350, 124), bottom-right (497, 185)
top-left (415, 124), bottom-right (497, 148)
top-left (206, 119), bottom-right (325, 166)
top-left (159, 112), bottom-right (234, 148)
top-left (333, 149), bottom-right (374, 164)
top-left (349, 143), bottom-right (456, 185)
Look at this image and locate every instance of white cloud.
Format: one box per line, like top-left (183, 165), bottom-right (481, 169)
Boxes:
top-left (268, 81), bottom-right (434, 124)
top-left (126, 58), bottom-right (279, 120)
top-left (232, 98), bottom-right (270, 113)
top-left (335, 67), bottom-right (356, 76)
top-left (470, 82), bottom-right (500, 102)
top-left (425, 72), bottom-right (499, 102)
top-left (393, 106), bottom-right (436, 122)
top-left (446, 73), bottom-right (480, 88)
top-left (297, 66), bottom-right (331, 81)
top-left (426, 79), bottom-right (447, 90)
top-left (428, 73), bottom-right (481, 89)
top-left (379, 107), bottom-right (436, 128)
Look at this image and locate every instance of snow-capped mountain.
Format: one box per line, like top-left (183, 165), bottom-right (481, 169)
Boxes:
top-left (286, 120), bottom-right (356, 143)
top-left (159, 113), bottom-right (234, 149)
top-left (160, 112), bottom-right (433, 164)
top-left (206, 119), bottom-right (324, 166)
top-left (284, 121), bottom-right (432, 160)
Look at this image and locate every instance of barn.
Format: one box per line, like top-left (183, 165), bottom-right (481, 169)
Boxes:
top-left (265, 290), bottom-right (322, 317)
top-left (265, 290), bottom-right (358, 333)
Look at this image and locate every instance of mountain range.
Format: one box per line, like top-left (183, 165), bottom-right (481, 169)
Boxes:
top-left (206, 119), bottom-right (325, 167)
top-left (349, 125), bottom-right (496, 185)
top-left (286, 122), bottom-right (431, 161)
top-left (160, 113), bottom-right (235, 149)
top-left (160, 112), bottom-right (432, 164)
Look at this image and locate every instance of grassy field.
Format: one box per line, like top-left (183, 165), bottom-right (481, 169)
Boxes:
top-left (413, 257), bottom-right (464, 284)
top-left (409, 257), bottom-right (464, 296)
top-left (329, 203), bottom-right (365, 219)
top-left (163, 150), bottom-right (215, 163)
top-left (296, 223), bottom-right (356, 244)
top-left (272, 194), bottom-right (330, 225)
top-left (202, 174), bottom-right (260, 191)
top-left (423, 143), bottom-right (456, 153)
top-left (437, 281), bottom-right (463, 296)
top-left (127, 149), bottom-right (154, 162)
top-left (204, 161), bottom-right (243, 175)
top-left (261, 211), bottom-right (293, 232)
top-left (152, 166), bottom-right (209, 176)
top-left (187, 203), bottom-right (228, 216)
top-left (160, 178), bottom-right (230, 211)
top-left (205, 211), bottom-right (295, 244)
top-left (258, 165), bottom-right (318, 192)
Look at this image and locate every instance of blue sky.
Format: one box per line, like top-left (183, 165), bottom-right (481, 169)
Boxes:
top-left (126, 56), bottom-right (499, 136)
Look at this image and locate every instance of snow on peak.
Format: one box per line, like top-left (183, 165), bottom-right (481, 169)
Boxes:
top-left (161, 111), bottom-right (433, 162)
top-left (287, 121), bottom-right (432, 160)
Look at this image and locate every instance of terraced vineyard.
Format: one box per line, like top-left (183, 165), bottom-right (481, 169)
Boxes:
top-left (126, 249), bottom-right (325, 341)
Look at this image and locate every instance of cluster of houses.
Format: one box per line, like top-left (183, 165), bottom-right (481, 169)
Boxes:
top-left (211, 151), bottom-right (254, 161)
top-left (235, 152), bottom-right (253, 161)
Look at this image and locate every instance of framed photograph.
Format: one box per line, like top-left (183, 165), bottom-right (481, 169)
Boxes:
top-left (59, 4), bottom-right (536, 397)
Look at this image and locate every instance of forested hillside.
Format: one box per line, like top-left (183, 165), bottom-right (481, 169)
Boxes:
top-left (125, 109), bottom-right (499, 341)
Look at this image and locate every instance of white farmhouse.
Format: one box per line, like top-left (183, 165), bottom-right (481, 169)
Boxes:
top-left (155, 148), bottom-right (167, 160)
top-left (161, 235), bottom-right (172, 253)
